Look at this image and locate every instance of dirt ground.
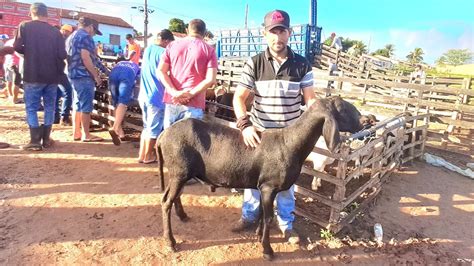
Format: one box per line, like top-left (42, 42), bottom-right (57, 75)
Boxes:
top-left (0, 97), bottom-right (473, 265)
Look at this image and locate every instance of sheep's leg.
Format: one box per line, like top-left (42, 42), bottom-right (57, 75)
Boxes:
top-left (311, 177), bottom-right (321, 191)
top-left (174, 195), bottom-right (189, 222)
top-left (260, 188), bottom-right (277, 261)
top-left (256, 197), bottom-right (264, 242)
top-left (161, 178), bottom-right (185, 252)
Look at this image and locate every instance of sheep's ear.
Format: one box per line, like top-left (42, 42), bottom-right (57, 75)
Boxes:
top-left (323, 114), bottom-right (341, 153)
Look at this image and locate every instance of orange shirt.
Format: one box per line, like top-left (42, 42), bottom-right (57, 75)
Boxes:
top-left (128, 42), bottom-right (141, 64)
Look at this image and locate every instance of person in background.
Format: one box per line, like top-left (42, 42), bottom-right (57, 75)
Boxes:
top-left (107, 59), bottom-right (140, 145)
top-left (66, 17), bottom-right (109, 142)
top-left (97, 40), bottom-right (103, 56)
top-left (232, 9), bottom-right (316, 245)
top-left (14, 2), bottom-right (67, 151)
top-left (410, 64), bottom-right (426, 84)
top-left (125, 34), bottom-right (140, 65)
top-left (3, 32), bottom-right (22, 104)
top-left (157, 19), bottom-right (217, 129)
top-left (137, 29), bottom-right (174, 163)
top-left (54, 24), bottom-right (74, 125)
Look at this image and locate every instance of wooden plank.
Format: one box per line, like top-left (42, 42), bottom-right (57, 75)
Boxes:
top-left (294, 185), bottom-right (342, 209)
top-left (333, 184), bottom-right (381, 233)
top-left (342, 176), bottom-right (380, 209)
top-left (405, 125), bottom-right (428, 134)
top-left (301, 166), bottom-right (344, 186)
top-left (294, 208), bottom-right (330, 230)
top-left (312, 75), bottom-right (474, 96)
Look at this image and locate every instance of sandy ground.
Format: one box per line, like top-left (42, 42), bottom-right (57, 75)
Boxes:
top-left (0, 97), bottom-right (473, 265)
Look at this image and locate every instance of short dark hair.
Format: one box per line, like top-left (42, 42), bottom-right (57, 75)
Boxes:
top-left (158, 29), bottom-right (174, 41)
top-left (126, 34), bottom-right (133, 40)
top-left (188, 19), bottom-right (206, 36)
top-left (30, 2), bottom-right (48, 17)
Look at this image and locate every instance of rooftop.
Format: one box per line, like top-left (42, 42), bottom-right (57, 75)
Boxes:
top-left (59, 9), bottom-right (133, 29)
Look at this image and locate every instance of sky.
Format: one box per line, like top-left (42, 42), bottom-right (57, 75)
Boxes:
top-left (20, 0), bottom-right (474, 64)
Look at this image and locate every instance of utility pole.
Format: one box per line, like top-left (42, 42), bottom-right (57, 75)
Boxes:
top-left (309, 0), bottom-right (317, 26)
top-left (244, 4), bottom-right (248, 29)
top-left (143, 0), bottom-right (148, 48)
top-left (132, 0), bottom-right (154, 49)
top-left (75, 6), bottom-right (86, 13)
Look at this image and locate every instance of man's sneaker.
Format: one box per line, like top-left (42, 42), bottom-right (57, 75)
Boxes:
top-left (231, 219), bottom-right (257, 233)
top-left (284, 229), bottom-right (300, 244)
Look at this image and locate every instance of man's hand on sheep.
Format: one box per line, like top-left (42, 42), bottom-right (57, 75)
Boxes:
top-left (242, 126), bottom-right (261, 148)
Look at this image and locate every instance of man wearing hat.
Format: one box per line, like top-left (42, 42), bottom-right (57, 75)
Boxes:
top-left (232, 10), bottom-right (317, 244)
top-left (54, 24), bottom-right (74, 126)
top-left (66, 17), bottom-right (108, 142)
top-left (14, 2), bottom-right (67, 151)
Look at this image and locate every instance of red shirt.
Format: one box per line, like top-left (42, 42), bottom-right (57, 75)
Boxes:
top-left (162, 37), bottom-right (218, 110)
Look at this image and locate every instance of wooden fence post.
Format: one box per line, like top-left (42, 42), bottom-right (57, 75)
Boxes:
top-left (329, 145), bottom-right (350, 227)
top-left (362, 70), bottom-right (371, 104)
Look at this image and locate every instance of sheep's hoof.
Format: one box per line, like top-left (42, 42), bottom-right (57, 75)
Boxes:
top-left (263, 252), bottom-right (274, 261)
top-left (165, 240), bottom-right (177, 252)
top-left (179, 214), bottom-right (190, 222)
top-left (311, 182), bottom-right (321, 191)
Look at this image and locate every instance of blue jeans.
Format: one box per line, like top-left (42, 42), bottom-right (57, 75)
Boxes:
top-left (109, 77), bottom-right (134, 106)
top-left (242, 185), bottom-right (295, 233)
top-left (23, 83), bottom-right (57, 127)
top-left (163, 104), bottom-right (204, 129)
top-left (71, 77), bottom-right (95, 113)
top-left (55, 74), bottom-right (73, 118)
top-left (139, 101), bottom-right (165, 139)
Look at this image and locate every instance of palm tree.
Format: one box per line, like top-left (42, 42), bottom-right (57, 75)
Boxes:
top-left (406, 47), bottom-right (424, 64)
top-left (384, 44), bottom-right (395, 58)
top-left (372, 48), bottom-right (389, 57)
top-left (353, 41), bottom-right (367, 56)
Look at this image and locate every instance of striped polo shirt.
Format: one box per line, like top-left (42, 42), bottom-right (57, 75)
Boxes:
top-left (238, 47), bottom-right (314, 129)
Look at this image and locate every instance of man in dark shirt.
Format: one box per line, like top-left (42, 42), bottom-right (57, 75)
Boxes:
top-left (54, 24), bottom-right (74, 126)
top-left (14, 2), bottom-right (67, 151)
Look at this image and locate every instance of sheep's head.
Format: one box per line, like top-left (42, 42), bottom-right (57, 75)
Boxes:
top-left (359, 114), bottom-right (378, 130)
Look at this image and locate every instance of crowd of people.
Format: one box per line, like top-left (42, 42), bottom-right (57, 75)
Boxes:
top-left (1, 2), bottom-right (314, 244)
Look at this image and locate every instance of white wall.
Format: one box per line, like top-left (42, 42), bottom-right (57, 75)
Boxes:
top-left (61, 18), bottom-right (134, 51)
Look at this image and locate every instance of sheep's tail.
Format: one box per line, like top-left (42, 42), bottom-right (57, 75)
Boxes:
top-left (157, 143), bottom-right (165, 192)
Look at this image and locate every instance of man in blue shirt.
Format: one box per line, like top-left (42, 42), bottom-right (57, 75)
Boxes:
top-left (66, 17), bottom-right (108, 142)
top-left (137, 29), bottom-right (174, 163)
top-left (107, 60), bottom-right (140, 145)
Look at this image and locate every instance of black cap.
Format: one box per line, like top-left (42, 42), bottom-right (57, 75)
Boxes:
top-left (263, 10), bottom-right (290, 31)
top-left (78, 17), bottom-right (102, 36)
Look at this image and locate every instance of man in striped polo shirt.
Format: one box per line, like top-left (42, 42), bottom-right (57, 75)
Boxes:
top-left (232, 9), bottom-right (316, 244)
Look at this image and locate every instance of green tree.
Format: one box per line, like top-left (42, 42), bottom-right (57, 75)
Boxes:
top-left (372, 48), bottom-right (389, 57)
top-left (351, 40), bottom-right (367, 56)
top-left (406, 47), bottom-right (424, 64)
top-left (372, 44), bottom-right (395, 58)
top-left (436, 49), bottom-right (472, 66)
top-left (341, 38), bottom-right (357, 51)
top-left (168, 18), bottom-right (186, 33)
top-left (384, 44), bottom-right (395, 57)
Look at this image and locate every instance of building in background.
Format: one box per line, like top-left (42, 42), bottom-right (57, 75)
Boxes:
top-left (59, 9), bottom-right (133, 56)
top-left (0, 1), bottom-right (134, 56)
top-left (0, 1), bottom-right (60, 37)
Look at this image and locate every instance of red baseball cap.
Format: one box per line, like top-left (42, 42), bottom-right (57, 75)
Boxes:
top-left (263, 10), bottom-right (290, 31)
